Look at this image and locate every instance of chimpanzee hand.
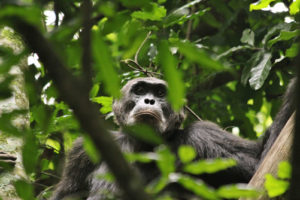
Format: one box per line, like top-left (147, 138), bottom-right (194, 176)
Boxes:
top-left (0, 151), bottom-right (16, 173)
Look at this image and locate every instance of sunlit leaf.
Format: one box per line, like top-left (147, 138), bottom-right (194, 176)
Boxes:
top-left (125, 152), bottom-right (158, 163)
top-left (249, 0), bottom-right (275, 11)
top-left (183, 159), bottom-right (236, 175)
top-left (264, 174), bottom-right (289, 197)
top-left (132, 3), bottom-right (166, 21)
top-left (178, 145), bottom-right (196, 164)
top-left (285, 43), bottom-right (299, 58)
top-left (249, 52), bottom-right (272, 90)
top-left (91, 96), bottom-right (113, 114)
top-left (45, 138), bottom-right (61, 153)
top-left (92, 31), bottom-right (120, 98)
top-left (268, 30), bottom-right (300, 47)
top-left (277, 161), bottom-right (291, 179)
top-left (217, 184), bottom-right (259, 199)
top-left (290, 0), bottom-right (300, 15)
top-left (158, 40), bottom-right (185, 111)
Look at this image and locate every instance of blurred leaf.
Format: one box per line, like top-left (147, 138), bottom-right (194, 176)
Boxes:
top-left (83, 135), bottom-right (101, 163)
top-left (264, 174), bottom-right (289, 197)
top-left (249, 52), bottom-right (272, 90)
top-left (158, 40), bottom-right (185, 111)
top-left (120, 0), bottom-right (151, 8)
top-left (262, 23), bottom-right (291, 46)
top-left (183, 159), bottom-right (236, 175)
top-left (0, 110), bottom-right (26, 136)
top-left (91, 96), bottom-right (113, 114)
top-left (217, 184), bottom-right (259, 199)
top-left (176, 41), bottom-right (225, 70)
top-left (268, 30), bottom-right (300, 47)
top-left (286, 43), bottom-right (299, 58)
top-left (125, 152), bottom-right (158, 163)
top-left (174, 174), bottom-right (219, 200)
top-left (178, 145), bottom-right (196, 164)
top-left (125, 124), bottom-right (163, 145)
top-left (241, 29), bottom-right (255, 46)
top-left (22, 131), bottom-right (39, 174)
top-left (0, 5), bottom-right (43, 28)
top-left (132, 3), bottom-right (166, 21)
top-left (277, 161), bottom-right (291, 179)
top-left (90, 84), bottom-right (100, 98)
top-left (290, 0), bottom-right (300, 15)
top-left (14, 179), bottom-right (35, 200)
top-left (156, 146), bottom-right (176, 176)
top-left (249, 0), bottom-right (275, 11)
top-left (92, 31), bottom-right (120, 98)
top-left (0, 75), bottom-right (13, 100)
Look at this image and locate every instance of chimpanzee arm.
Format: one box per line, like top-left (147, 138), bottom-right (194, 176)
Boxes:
top-left (50, 137), bottom-right (97, 200)
top-left (171, 121), bottom-right (262, 186)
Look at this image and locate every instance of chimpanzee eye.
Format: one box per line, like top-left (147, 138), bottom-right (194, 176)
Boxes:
top-left (156, 87), bottom-right (166, 97)
top-left (134, 85), bottom-right (146, 95)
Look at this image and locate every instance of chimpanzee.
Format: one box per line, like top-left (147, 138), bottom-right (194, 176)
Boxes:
top-left (50, 77), bottom-right (295, 200)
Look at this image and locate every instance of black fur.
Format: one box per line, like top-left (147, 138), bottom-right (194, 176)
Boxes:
top-left (51, 77), bottom-right (295, 200)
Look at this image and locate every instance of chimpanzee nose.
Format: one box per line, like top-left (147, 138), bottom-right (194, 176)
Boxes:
top-left (144, 98), bottom-right (155, 105)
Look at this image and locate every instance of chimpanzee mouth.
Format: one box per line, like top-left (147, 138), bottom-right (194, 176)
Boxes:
top-left (133, 110), bottom-right (162, 123)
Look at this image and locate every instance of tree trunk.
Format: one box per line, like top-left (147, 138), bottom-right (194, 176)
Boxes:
top-left (240, 113), bottom-right (295, 200)
top-left (0, 28), bottom-right (29, 200)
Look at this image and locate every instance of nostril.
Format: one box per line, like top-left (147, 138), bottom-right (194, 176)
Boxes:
top-left (150, 99), bottom-right (155, 105)
top-left (144, 99), bottom-right (150, 104)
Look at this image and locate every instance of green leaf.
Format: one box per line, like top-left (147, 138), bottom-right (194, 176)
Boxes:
top-left (249, 0), bottom-right (275, 11)
top-left (277, 161), bottom-right (291, 179)
top-left (83, 135), bottom-right (101, 163)
top-left (268, 30), bottom-right (300, 47)
top-left (290, 0), bottom-right (300, 15)
top-left (286, 43), bottom-right (299, 58)
top-left (178, 145), bottom-right (196, 164)
top-left (156, 146), bottom-right (176, 176)
top-left (241, 51), bottom-right (264, 86)
top-left (264, 174), bottom-right (289, 197)
top-left (158, 40), bottom-right (185, 111)
top-left (217, 184), bottom-right (259, 199)
top-left (125, 124), bottom-right (163, 145)
top-left (14, 180), bottom-right (35, 200)
top-left (125, 152), bottom-right (157, 163)
top-left (183, 159), bottom-right (236, 175)
top-left (176, 41), bottom-right (225, 71)
top-left (45, 138), bottom-right (61, 153)
top-left (22, 131), bottom-right (39, 175)
top-left (89, 84), bottom-right (100, 98)
top-left (132, 3), bottom-right (166, 21)
top-left (92, 31), bottom-right (120, 98)
top-left (0, 5), bottom-right (43, 28)
top-left (91, 96), bottom-right (113, 114)
top-left (120, 0), bottom-right (151, 8)
top-left (175, 174), bottom-right (219, 200)
top-left (241, 29), bottom-right (255, 46)
top-left (249, 52), bottom-right (272, 90)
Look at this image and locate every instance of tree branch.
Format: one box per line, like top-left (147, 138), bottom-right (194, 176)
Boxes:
top-left (8, 17), bottom-right (151, 200)
top-left (81, 0), bottom-right (93, 90)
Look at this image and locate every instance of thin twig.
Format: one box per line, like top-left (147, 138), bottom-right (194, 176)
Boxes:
top-left (134, 31), bottom-right (152, 64)
top-left (184, 105), bottom-right (202, 121)
top-left (122, 59), bottom-right (163, 77)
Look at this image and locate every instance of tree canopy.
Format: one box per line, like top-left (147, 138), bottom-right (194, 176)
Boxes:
top-left (0, 0), bottom-right (299, 199)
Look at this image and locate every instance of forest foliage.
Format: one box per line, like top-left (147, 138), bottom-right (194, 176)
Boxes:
top-left (0, 0), bottom-right (299, 199)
